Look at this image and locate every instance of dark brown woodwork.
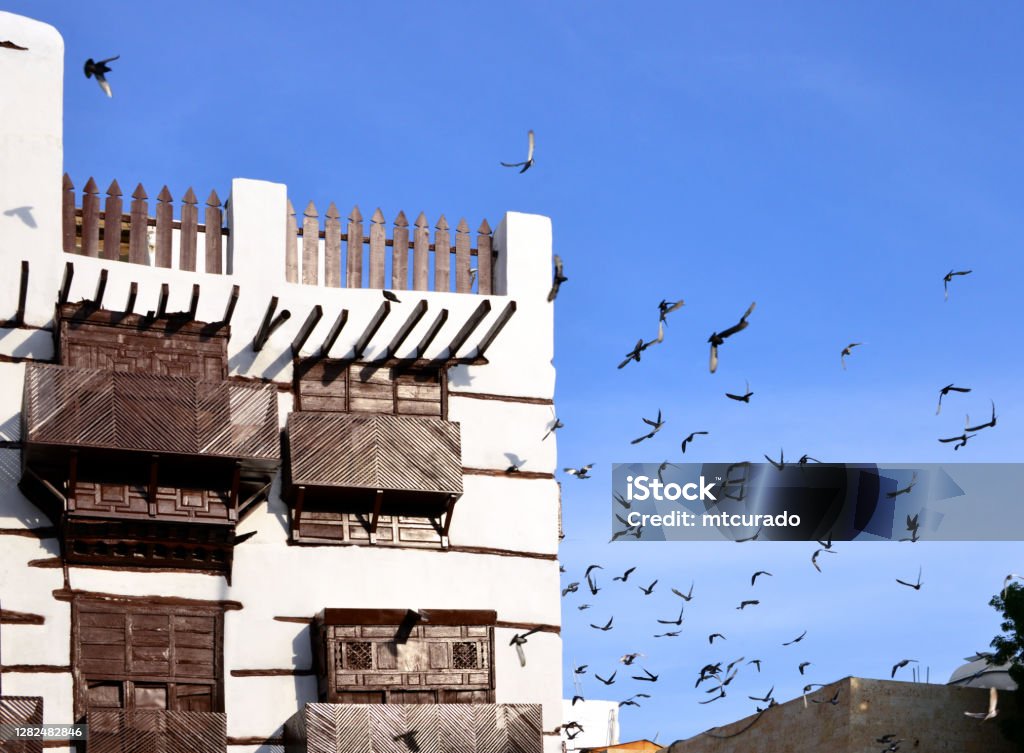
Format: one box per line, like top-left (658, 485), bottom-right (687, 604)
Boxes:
top-left (222, 285), bottom-right (239, 325)
top-left (124, 282), bottom-right (138, 315)
top-left (447, 300), bottom-right (491, 359)
top-left (72, 597), bottom-right (225, 720)
top-left (0, 696), bottom-right (44, 753)
top-left (155, 283), bottom-right (169, 319)
top-left (0, 610), bottom-right (45, 625)
top-left (204, 190), bottom-right (223, 274)
top-left (320, 309), bottom-right (349, 358)
top-left (63, 174), bottom-right (76, 254)
top-left (311, 611), bottom-right (495, 704)
top-left (291, 305), bottom-right (323, 356)
top-left (284, 703), bottom-right (542, 753)
top-left (385, 300), bottom-right (428, 359)
top-left (0, 261), bottom-right (29, 329)
top-left (81, 178), bottom-right (101, 258)
top-left (91, 269), bottom-right (108, 310)
top-left (59, 262), bottom-right (74, 305)
top-left (475, 301), bottom-right (517, 357)
top-left (155, 186), bottom-right (174, 268)
top-left (86, 710), bottom-right (226, 753)
top-left (416, 309), bottom-right (449, 359)
top-left (368, 208), bottom-right (386, 289)
top-left (253, 296), bottom-right (290, 352)
top-left (351, 302), bottom-right (390, 360)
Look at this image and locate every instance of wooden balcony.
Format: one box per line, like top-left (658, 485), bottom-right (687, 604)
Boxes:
top-left (20, 364), bottom-right (280, 574)
top-left (22, 363), bottom-right (280, 473)
top-left (284, 703), bottom-right (542, 753)
top-left (0, 697), bottom-right (43, 753)
top-left (285, 412), bottom-right (462, 546)
top-left (85, 710), bottom-right (226, 753)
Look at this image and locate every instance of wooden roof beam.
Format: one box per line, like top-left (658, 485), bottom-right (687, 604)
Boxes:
top-left (446, 300), bottom-right (491, 359)
top-left (474, 301), bottom-right (517, 357)
top-left (351, 302), bottom-right (390, 360)
top-left (253, 296), bottom-right (291, 352)
top-left (291, 305), bottom-right (323, 356)
top-left (385, 300), bottom-right (428, 359)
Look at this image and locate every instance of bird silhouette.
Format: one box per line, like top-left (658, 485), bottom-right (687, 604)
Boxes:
top-left (547, 255), bottom-right (567, 302)
top-left (500, 129), bottom-right (535, 173)
top-left (725, 380), bottom-right (753, 403)
top-left (638, 580), bottom-right (658, 595)
top-left (84, 55), bottom-right (119, 97)
top-left (840, 342), bottom-right (862, 370)
top-left (936, 384), bottom-right (971, 415)
top-left (965, 400), bottom-right (997, 432)
top-left (751, 571), bottom-right (773, 586)
top-left (681, 431), bottom-right (708, 453)
top-left (3, 206), bottom-right (37, 228)
top-left (943, 269), bottom-right (972, 300)
top-left (896, 566), bottom-right (922, 591)
top-left (658, 298), bottom-right (685, 323)
top-left (708, 302), bottom-right (756, 373)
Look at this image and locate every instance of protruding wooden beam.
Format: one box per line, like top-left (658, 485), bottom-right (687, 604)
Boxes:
top-left (6, 260), bottom-right (29, 327)
top-left (186, 284), bottom-right (200, 320)
top-left (474, 301), bottom-right (517, 357)
top-left (155, 283), bottom-right (169, 319)
top-left (147, 455), bottom-right (159, 517)
top-left (320, 309), bottom-right (349, 358)
top-left (352, 302), bottom-right (390, 360)
top-left (442, 494), bottom-right (458, 541)
top-left (369, 489), bottom-right (383, 544)
top-left (124, 282), bottom-right (138, 315)
top-left (447, 300), bottom-right (491, 358)
top-left (385, 300), bottom-right (428, 359)
top-left (416, 309), bottom-right (449, 359)
top-left (59, 262), bottom-right (74, 305)
top-left (293, 486), bottom-right (305, 542)
top-left (229, 463), bottom-right (241, 523)
top-left (253, 296), bottom-right (291, 352)
top-left (291, 305), bottom-right (323, 356)
top-left (91, 268), bottom-right (108, 310)
top-left (223, 284), bottom-right (240, 325)
top-left (67, 450), bottom-right (78, 512)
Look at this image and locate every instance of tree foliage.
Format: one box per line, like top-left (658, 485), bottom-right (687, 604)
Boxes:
top-left (988, 582), bottom-right (1024, 749)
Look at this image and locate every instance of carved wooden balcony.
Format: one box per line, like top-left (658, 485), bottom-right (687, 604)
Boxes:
top-left (0, 697), bottom-right (43, 753)
top-left (285, 412), bottom-right (462, 546)
top-left (285, 703), bottom-right (542, 753)
top-left (86, 710), bottom-right (226, 753)
top-left (20, 364), bottom-right (280, 573)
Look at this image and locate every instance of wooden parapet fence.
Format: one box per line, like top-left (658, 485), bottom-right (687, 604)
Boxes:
top-left (288, 201), bottom-right (494, 294)
top-left (63, 174), bottom-right (227, 273)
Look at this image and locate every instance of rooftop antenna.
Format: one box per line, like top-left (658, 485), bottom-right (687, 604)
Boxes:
top-left (571, 656), bottom-right (583, 697)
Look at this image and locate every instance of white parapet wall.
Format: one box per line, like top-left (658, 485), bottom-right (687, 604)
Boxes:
top-left (0, 11), bottom-right (563, 753)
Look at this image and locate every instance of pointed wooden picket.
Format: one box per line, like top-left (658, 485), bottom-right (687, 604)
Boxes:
top-left (413, 212), bottom-right (429, 291)
top-left (302, 201), bottom-right (319, 285)
top-left (128, 183), bottom-right (149, 265)
top-left (434, 215), bottom-right (450, 292)
top-left (392, 211), bottom-right (409, 291)
top-left (346, 205), bottom-right (363, 289)
top-left (369, 208), bottom-right (386, 289)
top-left (180, 187), bottom-right (198, 271)
top-left (205, 189), bottom-right (223, 273)
top-left (325, 202), bottom-right (341, 288)
top-left (102, 179), bottom-right (123, 261)
top-left (62, 173), bottom-right (76, 254)
top-left (285, 199), bottom-right (298, 283)
top-left (477, 219), bottom-right (492, 295)
top-left (155, 186), bottom-right (173, 268)
top-left (455, 218), bottom-right (472, 293)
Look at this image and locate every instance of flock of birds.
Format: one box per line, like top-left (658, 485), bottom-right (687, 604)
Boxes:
top-left (494, 130), bottom-right (1011, 750)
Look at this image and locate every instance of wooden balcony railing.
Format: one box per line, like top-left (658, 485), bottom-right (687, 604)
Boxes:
top-left (86, 710), bottom-right (226, 753)
top-left (23, 364), bottom-right (280, 468)
top-left (0, 697), bottom-right (43, 753)
top-left (284, 703), bottom-right (542, 753)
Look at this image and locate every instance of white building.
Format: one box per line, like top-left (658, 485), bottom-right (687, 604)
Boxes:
top-left (560, 699), bottom-right (619, 751)
top-left (0, 10), bottom-right (562, 753)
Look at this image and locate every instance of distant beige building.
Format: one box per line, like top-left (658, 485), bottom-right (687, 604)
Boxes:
top-left (660, 676), bottom-right (1016, 753)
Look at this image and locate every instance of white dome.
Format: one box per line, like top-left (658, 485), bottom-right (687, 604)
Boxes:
top-left (948, 655), bottom-right (1017, 690)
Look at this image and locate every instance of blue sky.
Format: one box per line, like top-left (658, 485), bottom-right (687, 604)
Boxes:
top-left (8, 0), bottom-right (1024, 744)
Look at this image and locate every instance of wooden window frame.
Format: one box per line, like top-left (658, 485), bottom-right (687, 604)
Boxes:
top-left (72, 597), bottom-right (225, 720)
top-left (296, 361), bottom-right (448, 419)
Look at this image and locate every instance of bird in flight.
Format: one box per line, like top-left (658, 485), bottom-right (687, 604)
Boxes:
top-left (840, 342), bottom-right (862, 370)
top-left (747, 659), bottom-right (762, 672)
top-left (631, 410), bottom-right (665, 445)
top-left (737, 600), bottom-right (759, 610)
top-left (725, 380), bottom-right (753, 403)
top-left (765, 449), bottom-right (786, 470)
top-left (812, 688), bottom-right (841, 705)
top-left (501, 129), bottom-right (535, 173)
top-left (84, 55), bottom-right (120, 97)
top-left (964, 686), bottom-right (999, 720)
top-left (896, 566), bottom-right (922, 591)
top-left (585, 564), bottom-right (603, 579)
top-left (936, 384), bottom-right (971, 415)
top-left (620, 652), bottom-right (644, 666)
top-left (672, 582), bottom-right (695, 601)
top-left (542, 413), bottom-right (565, 441)
top-left (811, 548), bottom-right (836, 573)
top-left (632, 667), bottom-right (658, 682)
top-left (564, 464), bottom-right (594, 479)
top-left (891, 659), bottom-right (917, 678)
top-left (561, 582), bottom-right (579, 597)
top-left (708, 633), bottom-right (726, 644)
top-left (943, 269), bottom-right (972, 300)
top-left (618, 338), bottom-right (651, 369)
top-left (681, 431), bottom-right (708, 454)
top-left (798, 661), bottom-right (812, 675)
top-left (658, 299), bottom-right (685, 323)
top-left (595, 671), bottom-right (616, 685)
top-left (573, 665), bottom-right (588, 675)
top-left (614, 567), bottom-right (636, 582)
top-left (965, 400), bottom-right (997, 432)
top-left (590, 617), bottom-right (614, 631)
top-left (886, 472), bottom-right (917, 499)
top-left (708, 302), bottom-right (756, 373)
top-left (783, 630), bottom-right (807, 646)
top-left (748, 686), bottom-right (774, 703)
top-left (657, 605), bottom-right (684, 626)
top-left (577, 604), bottom-right (591, 610)
top-left (547, 255), bottom-right (567, 302)
top-left (638, 580), bottom-right (658, 596)
top-left (938, 431), bottom-right (976, 450)
top-left (509, 627), bottom-right (542, 667)
top-left (655, 630), bottom-right (681, 638)
top-left (751, 571), bottom-right (773, 586)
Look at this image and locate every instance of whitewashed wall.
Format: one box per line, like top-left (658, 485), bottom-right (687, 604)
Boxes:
top-left (0, 11), bottom-right (563, 753)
